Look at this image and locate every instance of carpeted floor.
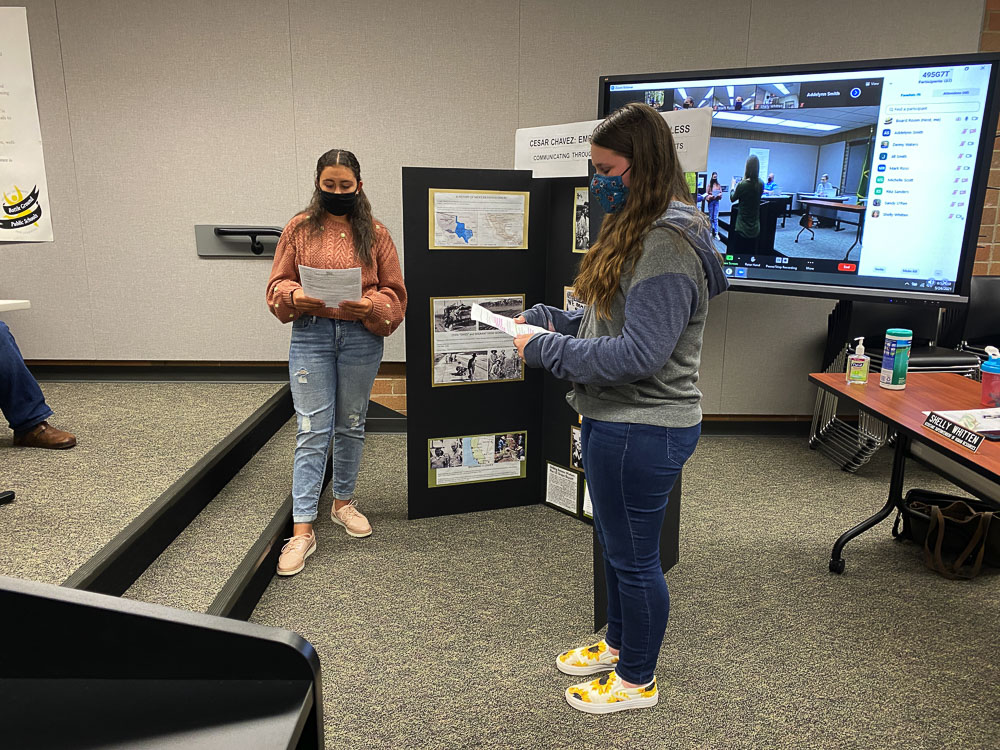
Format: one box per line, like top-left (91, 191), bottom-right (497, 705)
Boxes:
top-left (0, 382), bottom-right (283, 585)
top-left (124, 418), bottom-right (297, 612)
top-left (251, 433), bottom-right (1000, 750)
top-left (714, 221), bottom-right (862, 262)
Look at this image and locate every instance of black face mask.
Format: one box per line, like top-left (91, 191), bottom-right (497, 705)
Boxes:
top-left (320, 190), bottom-right (357, 216)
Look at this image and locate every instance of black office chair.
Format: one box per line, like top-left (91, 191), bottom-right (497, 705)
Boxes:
top-left (810, 300), bottom-right (981, 472)
top-left (945, 275), bottom-right (1000, 361)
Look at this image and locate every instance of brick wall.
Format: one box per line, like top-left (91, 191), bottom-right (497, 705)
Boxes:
top-left (978, 1), bottom-right (1000, 275)
top-left (369, 362), bottom-right (406, 415)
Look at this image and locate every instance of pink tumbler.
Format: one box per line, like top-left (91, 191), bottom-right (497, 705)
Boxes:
top-left (981, 346), bottom-right (1000, 407)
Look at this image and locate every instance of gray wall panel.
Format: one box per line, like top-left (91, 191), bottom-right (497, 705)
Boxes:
top-left (699, 294), bottom-right (729, 414)
top-left (720, 293), bottom-right (833, 414)
top-left (746, 0), bottom-right (984, 65)
top-left (55, 0), bottom-right (298, 360)
top-left (288, 0), bottom-right (521, 362)
top-left (0, 0), bottom-right (94, 358)
top-left (518, 0), bottom-right (753, 128)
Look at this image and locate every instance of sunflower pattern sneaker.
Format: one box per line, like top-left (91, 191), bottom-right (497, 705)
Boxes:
top-left (556, 639), bottom-right (619, 675)
top-left (565, 671), bottom-right (658, 714)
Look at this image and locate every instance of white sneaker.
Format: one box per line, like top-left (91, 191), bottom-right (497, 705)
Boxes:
top-left (565, 670), bottom-right (658, 714)
top-left (556, 639), bottom-right (619, 675)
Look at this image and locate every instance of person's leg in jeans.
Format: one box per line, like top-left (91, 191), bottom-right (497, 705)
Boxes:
top-left (581, 418), bottom-right (624, 655)
top-left (288, 317), bottom-right (338, 525)
top-left (330, 321), bottom-right (383, 537)
top-left (583, 418), bottom-right (700, 687)
top-left (708, 199), bottom-right (720, 236)
top-left (0, 320), bottom-right (53, 434)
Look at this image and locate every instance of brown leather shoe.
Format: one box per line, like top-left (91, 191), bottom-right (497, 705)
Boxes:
top-left (13, 421), bottom-right (77, 449)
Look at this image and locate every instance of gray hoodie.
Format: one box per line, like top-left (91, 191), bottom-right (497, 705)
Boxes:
top-left (522, 201), bottom-right (728, 428)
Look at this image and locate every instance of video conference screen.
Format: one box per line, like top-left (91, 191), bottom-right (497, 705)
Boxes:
top-left (601, 57), bottom-right (999, 301)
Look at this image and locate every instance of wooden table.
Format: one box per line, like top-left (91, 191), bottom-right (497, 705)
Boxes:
top-left (0, 300), bottom-right (31, 312)
top-left (809, 372), bottom-right (1000, 573)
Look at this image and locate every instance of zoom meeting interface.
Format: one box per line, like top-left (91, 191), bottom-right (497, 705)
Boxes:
top-left (608, 63), bottom-right (994, 293)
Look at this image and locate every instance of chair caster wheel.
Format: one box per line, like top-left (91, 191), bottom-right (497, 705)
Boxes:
top-left (829, 558), bottom-right (845, 574)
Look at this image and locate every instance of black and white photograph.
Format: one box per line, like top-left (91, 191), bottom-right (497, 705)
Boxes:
top-left (488, 348), bottom-right (522, 381)
top-left (477, 295), bottom-right (523, 319)
top-left (570, 425), bottom-right (583, 471)
top-left (429, 439), bottom-right (463, 469)
top-left (573, 187), bottom-right (590, 253)
top-left (430, 294), bottom-right (526, 387)
top-left (494, 432), bottom-right (526, 464)
top-left (433, 299), bottom-right (476, 332)
top-left (433, 350), bottom-right (487, 384)
top-left (563, 286), bottom-right (585, 312)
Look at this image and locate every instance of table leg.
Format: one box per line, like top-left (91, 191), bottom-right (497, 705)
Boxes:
top-left (829, 434), bottom-right (906, 574)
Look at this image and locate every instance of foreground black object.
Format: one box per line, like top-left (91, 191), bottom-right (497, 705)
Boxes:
top-left (0, 576), bottom-right (323, 749)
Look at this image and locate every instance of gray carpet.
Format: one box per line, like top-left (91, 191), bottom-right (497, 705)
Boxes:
top-left (251, 434), bottom-right (1000, 749)
top-left (124, 418), bottom-right (297, 612)
top-left (714, 222), bottom-right (862, 262)
top-left (0, 382), bottom-right (282, 585)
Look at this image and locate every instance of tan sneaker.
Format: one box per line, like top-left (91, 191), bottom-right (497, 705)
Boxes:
top-left (276, 532), bottom-right (316, 576)
top-left (331, 502), bottom-right (372, 538)
top-left (556, 639), bottom-right (619, 675)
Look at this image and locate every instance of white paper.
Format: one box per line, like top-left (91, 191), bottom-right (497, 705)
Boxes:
top-left (470, 303), bottom-right (550, 337)
top-left (583, 480), bottom-right (593, 518)
top-left (0, 8), bottom-right (53, 242)
top-left (514, 108), bottom-right (711, 178)
top-left (298, 265), bottom-right (362, 307)
top-left (546, 463), bottom-right (578, 513)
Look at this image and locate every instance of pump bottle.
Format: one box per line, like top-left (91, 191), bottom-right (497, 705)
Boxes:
top-left (846, 336), bottom-right (870, 384)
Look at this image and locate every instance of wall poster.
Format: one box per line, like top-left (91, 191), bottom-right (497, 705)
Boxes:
top-left (428, 431), bottom-right (527, 488)
top-left (573, 187), bottom-right (590, 252)
top-left (0, 8), bottom-right (53, 242)
top-left (429, 189), bottom-right (529, 249)
top-left (563, 286), bottom-right (584, 312)
top-left (546, 462), bottom-right (578, 514)
top-left (570, 425), bottom-right (583, 472)
top-left (430, 294), bottom-right (525, 386)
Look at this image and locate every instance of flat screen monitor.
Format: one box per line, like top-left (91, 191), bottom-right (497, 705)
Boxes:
top-left (599, 54), bottom-right (1000, 303)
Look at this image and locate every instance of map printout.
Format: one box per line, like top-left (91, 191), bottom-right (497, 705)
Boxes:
top-left (430, 190), bottom-right (529, 249)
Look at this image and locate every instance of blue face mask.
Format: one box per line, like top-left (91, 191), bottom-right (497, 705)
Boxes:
top-left (590, 165), bottom-right (631, 214)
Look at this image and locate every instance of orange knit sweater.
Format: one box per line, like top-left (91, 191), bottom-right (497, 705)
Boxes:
top-left (266, 213), bottom-right (407, 336)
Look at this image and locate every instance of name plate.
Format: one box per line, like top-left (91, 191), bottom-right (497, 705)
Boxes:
top-left (923, 412), bottom-right (983, 452)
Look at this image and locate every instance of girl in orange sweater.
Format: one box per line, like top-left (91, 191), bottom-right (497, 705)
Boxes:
top-left (266, 148), bottom-right (406, 576)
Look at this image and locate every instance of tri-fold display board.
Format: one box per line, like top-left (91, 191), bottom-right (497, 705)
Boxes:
top-left (404, 167), bottom-right (596, 521)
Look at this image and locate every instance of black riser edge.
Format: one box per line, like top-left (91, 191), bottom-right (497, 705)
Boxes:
top-left (209, 458), bottom-right (333, 621)
top-left (62, 387), bottom-right (294, 595)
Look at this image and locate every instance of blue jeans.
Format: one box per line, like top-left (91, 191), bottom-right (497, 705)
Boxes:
top-left (0, 321), bottom-right (53, 433)
top-left (707, 200), bottom-right (720, 234)
top-left (289, 317), bottom-right (383, 523)
top-left (581, 417), bottom-right (701, 685)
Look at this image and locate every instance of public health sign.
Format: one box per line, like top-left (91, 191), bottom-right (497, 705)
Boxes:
top-left (514, 108), bottom-right (711, 178)
top-left (0, 8), bottom-right (54, 242)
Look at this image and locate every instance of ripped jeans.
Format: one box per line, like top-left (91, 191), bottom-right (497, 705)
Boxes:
top-left (288, 316), bottom-right (384, 523)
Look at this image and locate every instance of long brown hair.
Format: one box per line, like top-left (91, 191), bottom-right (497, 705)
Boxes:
top-left (298, 149), bottom-right (376, 266)
top-left (574, 103), bottom-right (694, 319)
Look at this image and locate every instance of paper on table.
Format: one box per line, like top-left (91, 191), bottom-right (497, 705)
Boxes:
top-left (298, 265), bottom-right (362, 307)
top-left (470, 303), bottom-right (551, 337)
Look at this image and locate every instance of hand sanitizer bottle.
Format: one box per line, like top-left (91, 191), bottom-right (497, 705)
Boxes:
top-left (846, 336), bottom-right (870, 384)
